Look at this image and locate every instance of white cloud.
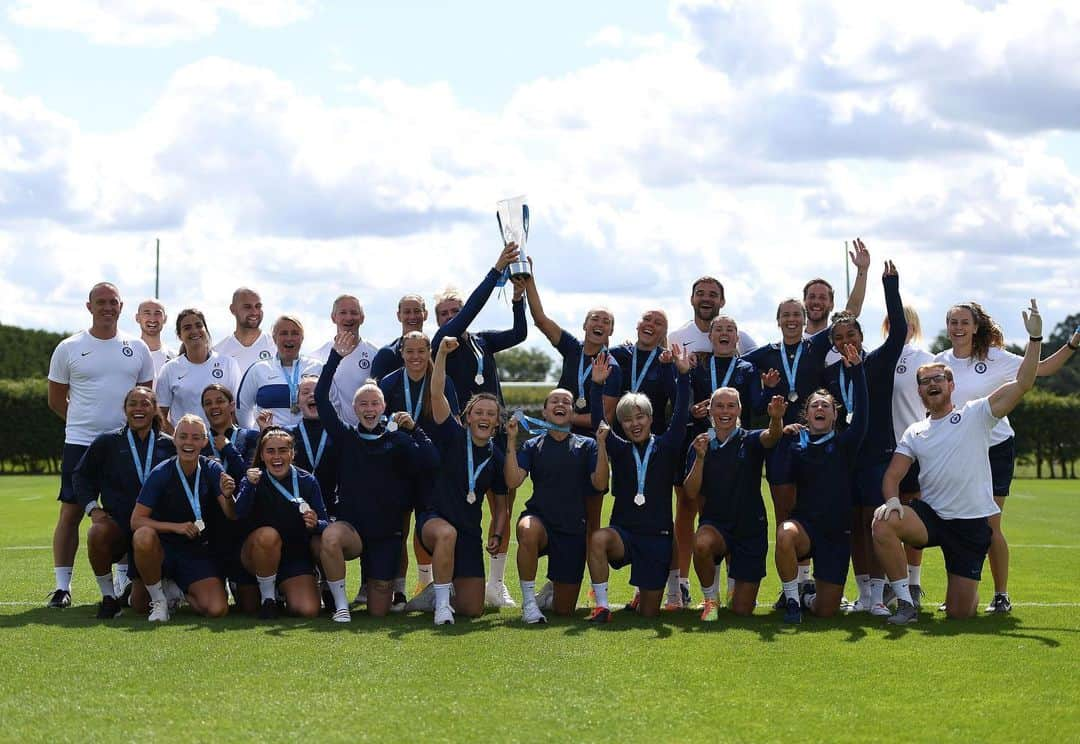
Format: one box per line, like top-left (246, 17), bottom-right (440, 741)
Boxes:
top-left (7, 0), bottom-right (314, 46)
top-left (0, 34), bottom-right (18, 71)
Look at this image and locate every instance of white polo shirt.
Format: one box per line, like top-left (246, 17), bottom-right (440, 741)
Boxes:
top-left (311, 338), bottom-right (379, 426)
top-left (213, 332), bottom-right (276, 376)
top-left (891, 343), bottom-right (935, 444)
top-left (155, 351), bottom-right (242, 428)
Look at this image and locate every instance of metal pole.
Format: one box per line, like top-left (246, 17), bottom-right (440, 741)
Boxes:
top-left (844, 240), bottom-right (851, 301)
top-left (155, 238), bottom-right (160, 298)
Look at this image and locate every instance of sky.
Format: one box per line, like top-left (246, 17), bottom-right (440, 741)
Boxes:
top-left (1, 0), bottom-right (1077, 355)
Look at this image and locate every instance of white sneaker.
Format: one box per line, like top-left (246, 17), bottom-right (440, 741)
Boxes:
top-left (162, 579), bottom-right (185, 613)
top-left (148, 599), bottom-right (169, 622)
top-left (522, 603), bottom-right (547, 624)
top-left (434, 605), bottom-right (455, 625)
top-left (405, 583), bottom-right (436, 612)
top-left (485, 581), bottom-right (517, 608)
top-left (870, 602), bottom-right (892, 617)
top-left (332, 607), bottom-right (351, 623)
top-left (535, 581), bottom-right (554, 611)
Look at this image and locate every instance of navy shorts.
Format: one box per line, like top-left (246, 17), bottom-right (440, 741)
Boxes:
top-left (792, 518), bottom-right (850, 587)
top-left (162, 543), bottom-right (221, 593)
top-left (698, 519), bottom-right (767, 584)
top-left (58, 443), bottom-right (88, 504)
top-left (988, 438), bottom-right (1015, 498)
top-left (416, 511), bottom-right (484, 580)
top-left (609, 525), bottom-right (673, 591)
top-left (230, 534), bottom-right (317, 585)
top-left (334, 520), bottom-right (402, 582)
top-left (854, 461), bottom-right (889, 507)
top-left (220, 547), bottom-right (255, 586)
top-left (521, 512), bottom-right (586, 585)
top-left (764, 437), bottom-right (793, 486)
top-left (911, 500), bottom-right (991, 581)
top-left (899, 460), bottom-right (921, 497)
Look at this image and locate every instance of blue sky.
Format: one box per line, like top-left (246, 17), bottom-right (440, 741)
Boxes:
top-left (0, 0), bottom-right (1077, 352)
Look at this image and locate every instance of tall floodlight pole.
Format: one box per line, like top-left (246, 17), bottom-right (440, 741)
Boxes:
top-left (155, 238), bottom-right (160, 298)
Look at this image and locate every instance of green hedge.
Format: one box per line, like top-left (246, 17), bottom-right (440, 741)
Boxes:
top-left (0, 378), bottom-right (64, 474)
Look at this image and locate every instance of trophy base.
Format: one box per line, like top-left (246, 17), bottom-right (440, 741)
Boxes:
top-left (508, 260), bottom-right (531, 279)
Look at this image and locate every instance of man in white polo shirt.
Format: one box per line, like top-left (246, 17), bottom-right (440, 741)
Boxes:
top-left (872, 299), bottom-right (1043, 624)
top-left (47, 282), bottom-right (154, 608)
top-left (214, 287), bottom-right (276, 374)
top-left (311, 294), bottom-right (378, 426)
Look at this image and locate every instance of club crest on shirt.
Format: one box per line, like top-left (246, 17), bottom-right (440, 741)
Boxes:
top-left (212, 368), bottom-right (224, 379)
top-left (359, 358), bottom-right (371, 369)
top-left (896, 364), bottom-right (907, 374)
top-left (950, 413), bottom-right (962, 424)
top-left (122, 345), bottom-right (134, 357)
top-left (974, 362), bottom-right (987, 374)
top-left (259, 350), bottom-right (272, 360)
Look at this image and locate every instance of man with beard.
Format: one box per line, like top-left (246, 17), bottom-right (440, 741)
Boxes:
top-left (214, 287), bottom-right (276, 375)
top-left (667, 277), bottom-right (757, 357)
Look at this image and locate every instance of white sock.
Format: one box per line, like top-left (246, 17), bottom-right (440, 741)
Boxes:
top-left (855, 573), bottom-right (871, 603)
top-left (890, 578), bottom-right (913, 605)
top-left (256, 574), bottom-right (277, 602)
top-left (328, 579), bottom-right (348, 611)
top-left (54, 566), bottom-right (73, 592)
top-left (797, 564), bottom-right (812, 584)
top-left (592, 581), bottom-right (609, 609)
top-left (115, 563), bottom-right (129, 586)
top-left (782, 579), bottom-right (799, 602)
top-left (393, 576), bottom-right (406, 594)
top-left (701, 576), bottom-right (718, 601)
top-left (870, 578), bottom-right (885, 606)
top-left (488, 553), bottom-right (507, 584)
top-left (665, 569), bottom-right (680, 599)
top-left (434, 582), bottom-right (452, 611)
top-left (907, 564), bottom-right (922, 586)
top-left (95, 573), bottom-right (115, 599)
top-left (520, 580), bottom-right (536, 609)
top-left (727, 577), bottom-right (735, 596)
top-left (146, 581), bottom-right (166, 604)
top-left (417, 564), bottom-right (433, 587)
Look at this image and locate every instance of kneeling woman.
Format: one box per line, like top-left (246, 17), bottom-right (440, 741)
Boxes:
top-left (418, 337), bottom-right (509, 625)
top-left (684, 391), bottom-right (786, 621)
top-left (585, 344), bottom-right (692, 622)
top-left (234, 427), bottom-right (329, 619)
top-left (130, 414), bottom-right (237, 621)
top-left (504, 389), bottom-right (609, 623)
top-left (775, 344), bottom-right (867, 623)
top-left (318, 331), bottom-right (438, 622)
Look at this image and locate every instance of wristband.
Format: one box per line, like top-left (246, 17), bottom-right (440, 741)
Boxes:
top-left (84, 502), bottom-right (100, 518)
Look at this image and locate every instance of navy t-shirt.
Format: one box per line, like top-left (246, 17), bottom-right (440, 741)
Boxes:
top-left (609, 343), bottom-right (677, 436)
top-left (517, 432), bottom-right (600, 535)
top-left (743, 328), bottom-right (834, 425)
top-left (234, 466), bottom-right (329, 548)
top-left (554, 331), bottom-right (623, 437)
top-left (685, 427), bottom-right (768, 539)
top-left (427, 417), bottom-right (508, 537)
top-left (137, 456), bottom-right (227, 554)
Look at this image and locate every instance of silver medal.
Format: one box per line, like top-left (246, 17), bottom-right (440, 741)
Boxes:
top-left (298, 500), bottom-right (311, 515)
top-left (633, 492), bottom-right (645, 507)
top-left (575, 396), bottom-right (587, 410)
top-left (787, 391), bottom-right (798, 403)
top-left (386, 419), bottom-right (398, 433)
top-left (466, 491), bottom-right (476, 504)
top-left (194, 519), bottom-right (205, 533)
top-left (845, 412), bottom-right (853, 425)
top-left (474, 373), bottom-right (484, 386)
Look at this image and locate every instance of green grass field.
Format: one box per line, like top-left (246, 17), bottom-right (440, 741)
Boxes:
top-left (1, 476), bottom-right (1078, 742)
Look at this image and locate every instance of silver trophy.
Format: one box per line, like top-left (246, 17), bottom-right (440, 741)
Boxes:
top-left (496, 195), bottom-right (531, 279)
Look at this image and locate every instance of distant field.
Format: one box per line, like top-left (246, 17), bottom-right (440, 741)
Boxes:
top-left (1, 476), bottom-right (1077, 742)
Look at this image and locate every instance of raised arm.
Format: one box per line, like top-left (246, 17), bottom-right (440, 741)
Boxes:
top-left (759, 395), bottom-right (788, 449)
top-left (314, 333), bottom-right (353, 441)
top-left (503, 415), bottom-right (528, 490)
top-left (522, 262), bottom-right (563, 346)
top-left (989, 299), bottom-right (1042, 418)
top-left (658, 344), bottom-right (693, 449)
top-left (1035, 325), bottom-right (1079, 377)
top-left (482, 280), bottom-right (529, 353)
top-left (592, 423), bottom-right (610, 492)
top-left (432, 244), bottom-right (520, 349)
top-left (843, 238), bottom-right (871, 317)
top-left (877, 260), bottom-right (907, 360)
top-left (431, 337), bottom-right (456, 425)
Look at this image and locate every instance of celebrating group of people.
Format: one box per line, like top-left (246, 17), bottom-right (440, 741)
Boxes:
top-left (45, 240), bottom-right (1080, 627)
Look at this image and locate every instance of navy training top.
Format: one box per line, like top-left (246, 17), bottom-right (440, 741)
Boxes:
top-left (685, 427), bottom-right (769, 539)
top-left (554, 330), bottom-right (623, 437)
top-left (609, 343), bottom-right (677, 438)
top-left (233, 466), bottom-right (329, 549)
top-left (73, 427), bottom-right (176, 526)
top-left (743, 327), bottom-right (834, 426)
top-left (427, 416), bottom-right (508, 538)
top-left (136, 455), bottom-right (228, 555)
top-left (517, 432), bottom-right (600, 536)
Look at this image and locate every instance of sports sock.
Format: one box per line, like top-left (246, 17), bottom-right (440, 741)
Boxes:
top-left (328, 579), bottom-right (348, 611)
top-left (726, 577), bottom-right (735, 596)
top-left (907, 564), bottom-right (922, 586)
top-left (665, 569), bottom-right (680, 600)
top-left (54, 566), bottom-right (73, 592)
top-left (146, 581), bottom-right (166, 604)
top-left (520, 580), bottom-right (536, 609)
top-left (434, 582), bottom-right (452, 611)
top-left (856, 573), bottom-right (871, 603)
top-left (488, 553), bottom-right (507, 585)
top-left (95, 573), bottom-right (115, 599)
top-left (797, 564), bottom-right (811, 584)
top-left (256, 574), bottom-right (277, 602)
top-left (417, 564), bottom-right (433, 587)
top-left (870, 578), bottom-right (886, 606)
top-left (115, 562), bottom-right (130, 588)
top-left (889, 578), bottom-right (913, 605)
top-left (782, 579), bottom-right (799, 602)
top-left (702, 579), bottom-right (718, 601)
top-left (592, 582), bottom-right (609, 609)
top-left (393, 576), bottom-right (406, 594)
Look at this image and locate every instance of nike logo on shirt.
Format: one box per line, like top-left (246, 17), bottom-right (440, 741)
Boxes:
top-left (81, 351), bottom-right (91, 356)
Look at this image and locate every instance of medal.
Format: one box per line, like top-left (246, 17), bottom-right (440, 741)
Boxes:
top-left (474, 373), bottom-right (484, 386)
top-left (279, 357), bottom-right (301, 414)
top-left (468, 335), bottom-right (485, 389)
top-left (465, 439), bottom-right (491, 507)
top-left (838, 364), bottom-right (856, 426)
top-left (575, 396), bottom-right (586, 410)
top-left (386, 418), bottom-right (398, 433)
top-left (194, 519), bottom-right (205, 532)
top-left (466, 491), bottom-right (476, 504)
top-left (845, 412), bottom-right (853, 425)
top-left (298, 500), bottom-right (311, 515)
top-left (175, 459), bottom-right (204, 536)
top-left (575, 347), bottom-right (604, 414)
top-left (290, 404), bottom-right (300, 414)
top-left (631, 437), bottom-right (655, 511)
top-left (634, 492), bottom-right (645, 507)
top-left (788, 391), bottom-right (798, 402)
top-left (779, 342), bottom-right (803, 405)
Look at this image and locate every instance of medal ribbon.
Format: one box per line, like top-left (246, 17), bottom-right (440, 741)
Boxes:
top-left (174, 458), bottom-right (203, 523)
top-left (127, 428), bottom-right (156, 485)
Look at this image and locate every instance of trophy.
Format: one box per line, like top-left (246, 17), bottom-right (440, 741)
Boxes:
top-left (496, 195), bottom-right (531, 279)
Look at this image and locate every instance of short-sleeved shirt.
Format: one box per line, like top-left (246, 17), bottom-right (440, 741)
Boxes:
top-left (236, 355), bottom-right (324, 429)
top-left (311, 338), bottom-right (379, 427)
top-left (427, 417), bottom-right (507, 537)
top-left (517, 433), bottom-right (599, 535)
top-left (935, 348), bottom-right (1022, 446)
top-left (137, 456), bottom-right (227, 550)
top-left (155, 351), bottom-right (242, 428)
top-left (148, 345), bottom-right (177, 382)
top-left (48, 330), bottom-right (155, 446)
top-left (891, 344), bottom-right (934, 444)
top-left (553, 331), bottom-right (623, 436)
top-left (213, 332), bottom-right (276, 376)
top-left (667, 320), bottom-right (757, 357)
top-left (685, 427), bottom-right (768, 538)
top-left (895, 398), bottom-right (1001, 520)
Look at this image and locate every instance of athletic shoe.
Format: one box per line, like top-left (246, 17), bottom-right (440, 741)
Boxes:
top-left (351, 585), bottom-right (368, 608)
top-left (404, 583), bottom-right (436, 612)
top-left (331, 607), bottom-right (351, 623)
top-left (148, 599), bottom-right (169, 622)
top-left (46, 589), bottom-right (71, 608)
top-left (586, 607), bottom-right (612, 624)
top-left (680, 583), bottom-right (692, 607)
top-left (772, 590), bottom-right (786, 612)
top-left (390, 592), bottom-right (407, 613)
top-left (535, 581), bottom-right (555, 611)
top-left (259, 598), bottom-right (279, 620)
top-left (799, 582), bottom-right (816, 610)
top-left (783, 597), bottom-right (802, 624)
top-left (839, 596), bottom-right (857, 612)
top-left (700, 598), bottom-right (720, 622)
top-left (624, 591), bottom-right (641, 612)
top-left (938, 601), bottom-right (948, 612)
top-left (662, 597), bottom-right (683, 611)
top-left (847, 598), bottom-right (870, 613)
top-left (870, 602), bottom-right (892, 617)
top-left (95, 595), bottom-right (122, 619)
top-left (485, 581), bottom-right (517, 608)
top-left (434, 606), bottom-right (455, 625)
top-left (162, 579), bottom-right (184, 614)
top-left (985, 593), bottom-right (1012, 614)
top-left (910, 584), bottom-right (923, 611)
top-left (522, 604), bottom-right (547, 624)
top-left (887, 599), bottom-right (918, 625)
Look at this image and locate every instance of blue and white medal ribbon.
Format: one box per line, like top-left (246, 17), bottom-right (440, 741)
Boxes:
top-left (632, 437), bottom-right (655, 507)
top-left (174, 458), bottom-right (204, 532)
top-left (798, 430), bottom-right (836, 449)
top-left (357, 415), bottom-right (396, 441)
top-left (209, 426), bottom-right (236, 462)
top-left (279, 357), bottom-right (301, 413)
top-left (469, 335), bottom-right (485, 387)
top-left (780, 342), bottom-right (803, 402)
top-left (465, 438), bottom-right (492, 505)
top-left (127, 429), bottom-right (156, 485)
top-left (630, 346), bottom-right (659, 393)
top-left (708, 426), bottom-right (737, 451)
top-left (512, 409), bottom-right (571, 435)
top-left (268, 465), bottom-right (309, 513)
top-left (403, 376), bottom-right (426, 421)
top-left (576, 352), bottom-right (594, 410)
top-left (838, 366), bottom-right (855, 424)
top-left (299, 423), bottom-right (327, 467)
top-left (709, 356), bottom-right (736, 393)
